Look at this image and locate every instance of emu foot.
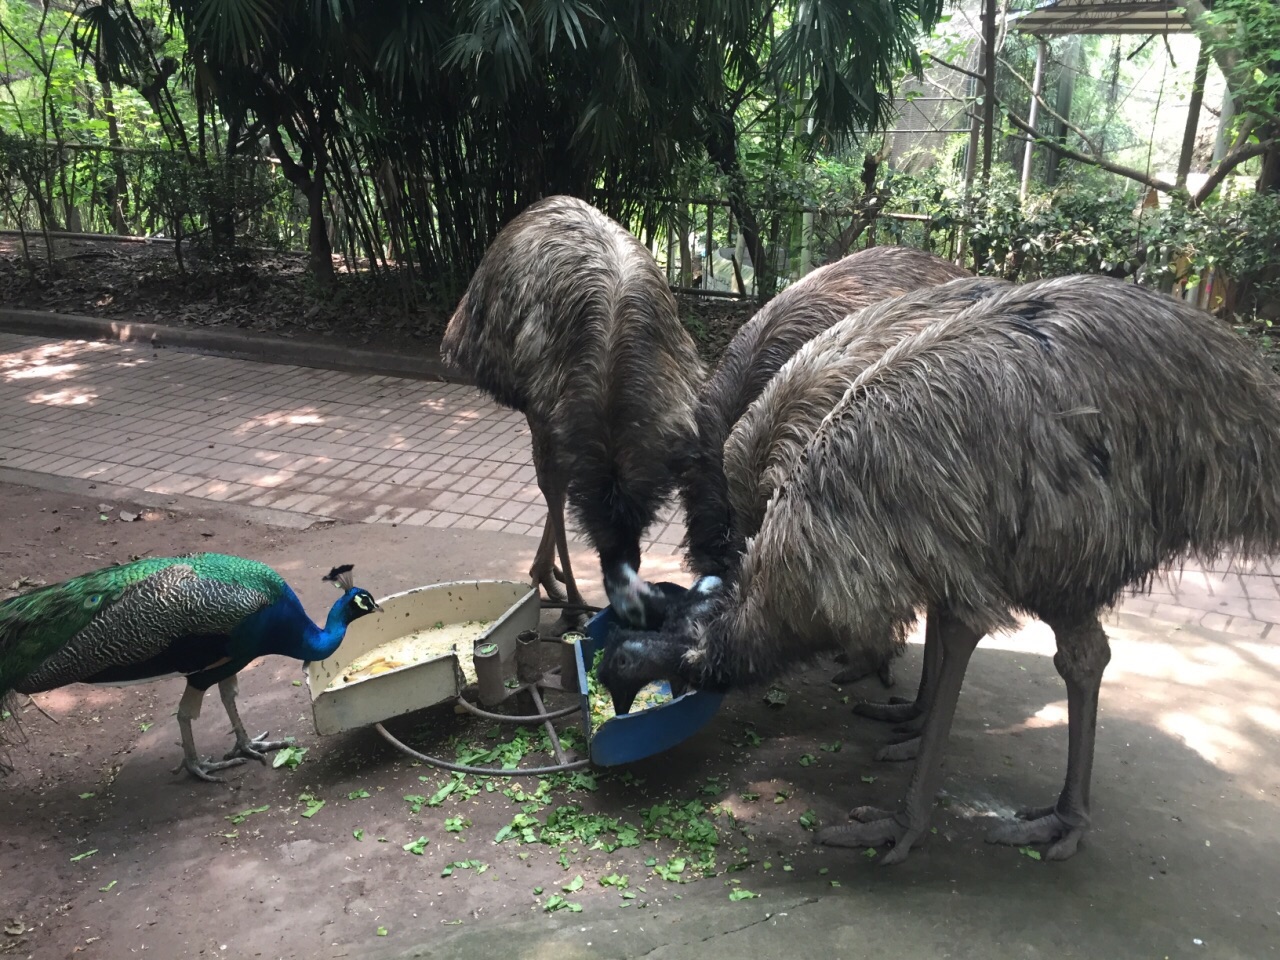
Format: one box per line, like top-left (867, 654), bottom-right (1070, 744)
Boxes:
top-left (816, 807), bottom-right (924, 865)
top-left (853, 696), bottom-right (920, 723)
top-left (875, 734), bottom-right (920, 763)
top-left (176, 755), bottom-right (246, 783)
top-left (224, 732), bottom-right (291, 764)
top-left (985, 805), bottom-right (1088, 861)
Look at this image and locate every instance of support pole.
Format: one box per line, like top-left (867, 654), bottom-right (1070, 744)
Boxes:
top-left (1020, 38), bottom-right (1048, 201)
top-left (1177, 43), bottom-right (1211, 188)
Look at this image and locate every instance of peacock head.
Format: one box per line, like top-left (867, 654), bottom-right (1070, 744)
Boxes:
top-left (323, 564), bottom-right (382, 627)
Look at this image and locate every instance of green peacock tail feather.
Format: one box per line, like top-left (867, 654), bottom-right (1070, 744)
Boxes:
top-left (0, 554), bottom-right (285, 702)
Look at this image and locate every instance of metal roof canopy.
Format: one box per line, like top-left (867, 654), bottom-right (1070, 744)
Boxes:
top-left (1010, 0), bottom-right (1196, 36)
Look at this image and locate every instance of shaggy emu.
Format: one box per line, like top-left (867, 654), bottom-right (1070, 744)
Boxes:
top-left (442, 196), bottom-right (705, 627)
top-left (721, 276), bottom-right (1009, 699)
top-left (681, 246), bottom-right (968, 580)
top-left (599, 275), bottom-right (1280, 863)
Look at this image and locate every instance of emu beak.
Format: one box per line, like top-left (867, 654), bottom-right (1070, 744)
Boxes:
top-left (611, 686), bottom-right (640, 716)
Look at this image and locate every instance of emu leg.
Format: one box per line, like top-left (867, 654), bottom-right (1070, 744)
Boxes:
top-left (218, 676), bottom-right (291, 763)
top-left (854, 611), bottom-right (943, 723)
top-left (173, 683), bottom-right (246, 782)
top-left (817, 615), bottom-right (982, 864)
top-left (530, 515), bottom-right (566, 603)
top-left (527, 416), bottom-right (567, 603)
top-left (986, 615), bottom-right (1110, 860)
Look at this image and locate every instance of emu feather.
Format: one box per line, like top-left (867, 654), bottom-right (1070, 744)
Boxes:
top-left (681, 246), bottom-right (969, 580)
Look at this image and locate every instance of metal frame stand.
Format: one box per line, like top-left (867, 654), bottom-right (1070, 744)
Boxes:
top-left (373, 611), bottom-right (599, 776)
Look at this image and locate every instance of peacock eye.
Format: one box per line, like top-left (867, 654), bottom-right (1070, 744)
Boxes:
top-left (353, 594), bottom-right (370, 612)
top-left (84, 594), bottom-right (103, 609)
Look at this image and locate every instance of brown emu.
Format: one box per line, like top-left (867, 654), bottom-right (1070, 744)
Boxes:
top-left (721, 276), bottom-right (1009, 700)
top-left (442, 196), bottom-right (705, 627)
top-left (600, 275), bottom-right (1280, 863)
top-left (681, 246), bottom-right (969, 580)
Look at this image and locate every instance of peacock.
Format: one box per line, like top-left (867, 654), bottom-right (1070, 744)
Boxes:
top-left (0, 554), bottom-right (379, 781)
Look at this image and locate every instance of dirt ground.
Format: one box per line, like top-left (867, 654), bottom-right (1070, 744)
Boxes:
top-left (1, 478), bottom-right (1278, 960)
top-left (0, 236), bottom-right (756, 366)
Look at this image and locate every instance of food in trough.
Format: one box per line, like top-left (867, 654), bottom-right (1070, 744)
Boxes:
top-left (329, 619), bottom-right (491, 688)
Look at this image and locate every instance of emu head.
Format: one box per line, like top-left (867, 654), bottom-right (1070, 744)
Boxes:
top-left (596, 629), bottom-right (692, 716)
top-left (596, 575), bottom-right (724, 714)
top-left (603, 564), bottom-right (669, 629)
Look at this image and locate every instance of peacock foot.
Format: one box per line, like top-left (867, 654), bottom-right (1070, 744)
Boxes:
top-left (985, 805), bottom-right (1088, 861)
top-left (176, 755), bottom-right (247, 783)
top-left (852, 696), bottom-right (921, 723)
top-left (874, 735), bottom-right (920, 763)
top-left (224, 732), bottom-right (292, 764)
top-left (816, 807), bottom-right (925, 864)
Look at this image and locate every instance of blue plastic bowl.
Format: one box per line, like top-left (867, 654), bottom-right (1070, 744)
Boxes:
top-left (575, 581), bottom-right (725, 766)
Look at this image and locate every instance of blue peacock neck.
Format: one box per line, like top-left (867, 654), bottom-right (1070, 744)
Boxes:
top-left (299, 592), bottom-right (359, 662)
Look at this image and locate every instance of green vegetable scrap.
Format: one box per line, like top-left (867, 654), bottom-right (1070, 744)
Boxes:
top-left (403, 836), bottom-right (430, 855)
top-left (272, 745), bottom-right (307, 770)
top-left (798, 810), bottom-right (818, 831)
top-left (71, 849), bottom-right (98, 862)
top-left (441, 860), bottom-right (487, 877)
top-left (348, 789), bottom-right (371, 800)
top-left (225, 805), bottom-right (270, 825)
top-left (1019, 846), bottom-right (1043, 861)
top-left (299, 794), bottom-right (325, 819)
top-left (99, 880), bottom-right (117, 892)
top-left (543, 895), bottom-right (582, 913)
top-left (728, 889), bottom-right (758, 901)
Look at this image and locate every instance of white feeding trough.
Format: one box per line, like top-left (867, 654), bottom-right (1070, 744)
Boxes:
top-left (306, 579), bottom-right (538, 736)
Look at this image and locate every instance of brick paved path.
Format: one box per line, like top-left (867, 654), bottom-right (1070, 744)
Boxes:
top-left (0, 331), bottom-right (1275, 636)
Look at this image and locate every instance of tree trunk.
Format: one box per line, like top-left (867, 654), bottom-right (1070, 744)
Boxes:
top-left (101, 78), bottom-right (129, 235)
top-left (1259, 138), bottom-right (1280, 194)
top-left (704, 112), bottom-right (772, 297)
top-left (980, 0), bottom-right (997, 186)
top-left (306, 154), bottom-right (335, 285)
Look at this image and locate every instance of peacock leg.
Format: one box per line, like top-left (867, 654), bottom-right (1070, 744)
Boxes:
top-left (218, 676), bottom-right (291, 763)
top-left (985, 615), bottom-right (1110, 861)
top-left (853, 610), bottom-right (943, 723)
top-left (174, 683), bottom-right (246, 782)
top-left (817, 615), bottom-right (982, 864)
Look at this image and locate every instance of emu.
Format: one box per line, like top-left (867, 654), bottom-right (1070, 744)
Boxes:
top-left (600, 275), bottom-right (1280, 863)
top-left (442, 196), bottom-right (705, 629)
top-left (722, 276), bottom-right (1009, 702)
top-left (681, 247), bottom-right (968, 684)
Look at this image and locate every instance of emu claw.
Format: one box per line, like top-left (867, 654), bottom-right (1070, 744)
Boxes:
top-left (224, 732), bottom-right (291, 764)
top-left (176, 755), bottom-right (246, 783)
top-left (874, 735), bottom-right (920, 762)
top-left (985, 807), bottom-right (1087, 860)
top-left (817, 808), bottom-right (923, 864)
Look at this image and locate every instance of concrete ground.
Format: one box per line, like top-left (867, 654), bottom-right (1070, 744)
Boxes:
top-left (0, 331), bottom-right (1277, 960)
